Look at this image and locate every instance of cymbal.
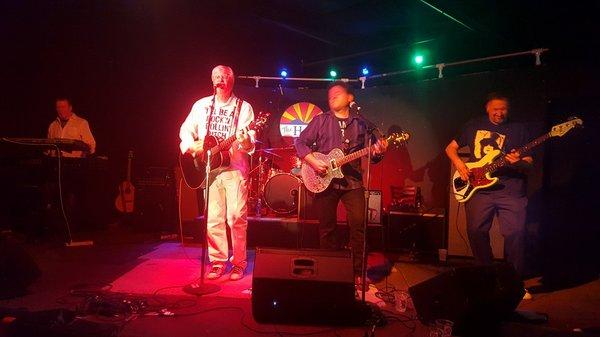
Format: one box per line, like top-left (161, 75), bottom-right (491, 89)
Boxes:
top-left (255, 149), bottom-right (281, 157)
top-left (261, 146), bottom-right (296, 151)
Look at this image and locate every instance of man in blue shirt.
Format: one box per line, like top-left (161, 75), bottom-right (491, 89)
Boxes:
top-left (295, 82), bottom-right (387, 281)
top-left (445, 93), bottom-right (533, 298)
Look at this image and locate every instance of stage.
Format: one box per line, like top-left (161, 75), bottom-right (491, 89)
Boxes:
top-left (1, 230), bottom-right (598, 337)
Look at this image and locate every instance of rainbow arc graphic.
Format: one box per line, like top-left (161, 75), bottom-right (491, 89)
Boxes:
top-left (279, 102), bottom-right (323, 138)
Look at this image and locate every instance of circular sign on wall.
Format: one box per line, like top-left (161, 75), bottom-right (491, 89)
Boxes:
top-left (279, 102), bottom-right (323, 138)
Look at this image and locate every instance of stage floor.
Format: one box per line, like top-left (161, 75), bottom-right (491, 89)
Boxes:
top-left (1, 235), bottom-right (598, 337)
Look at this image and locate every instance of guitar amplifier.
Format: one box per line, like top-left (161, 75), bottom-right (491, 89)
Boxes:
top-left (133, 167), bottom-right (177, 232)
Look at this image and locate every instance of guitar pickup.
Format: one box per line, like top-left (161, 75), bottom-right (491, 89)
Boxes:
top-left (330, 160), bottom-right (338, 171)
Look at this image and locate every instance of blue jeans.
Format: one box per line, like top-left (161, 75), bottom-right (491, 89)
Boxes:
top-left (465, 191), bottom-right (528, 278)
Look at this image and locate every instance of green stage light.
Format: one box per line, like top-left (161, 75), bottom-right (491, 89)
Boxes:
top-left (329, 70), bottom-right (337, 77)
top-left (414, 55), bottom-right (424, 65)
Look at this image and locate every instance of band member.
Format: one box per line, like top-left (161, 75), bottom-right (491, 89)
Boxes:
top-left (295, 81), bottom-right (387, 282)
top-left (445, 93), bottom-right (532, 298)
top-left (179, 65), bottom-right (255, 281)
top-left (47, 97), bottom-right (96, 157)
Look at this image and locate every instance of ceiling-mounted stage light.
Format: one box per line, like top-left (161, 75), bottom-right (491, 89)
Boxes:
top-left (280, 69), bottom-right (288, 78)
top-left (414, 54), bottom-right (424, 65)
top-left (361, 67), bottom-right (370, 76)
top-left (329, 70), bottom-right (338, 78)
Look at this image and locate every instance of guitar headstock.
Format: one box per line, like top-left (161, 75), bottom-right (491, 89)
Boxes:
top-left (251, 111), bottom-right (271, 132)
top-left (386, 131), bottom-right (410, 145)
top-left (550, 117), bottom-right (583, 137)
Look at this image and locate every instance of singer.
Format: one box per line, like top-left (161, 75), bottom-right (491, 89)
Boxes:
top-left (295, 81), bottom-right (387, 285)
top-left (179, 65), bottom-right (255, 281)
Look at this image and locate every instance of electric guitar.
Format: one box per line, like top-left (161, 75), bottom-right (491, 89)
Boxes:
top-left (452, 117), bottom-right (583, 202)
top-left (115, 150), bottom-right (135, 213)
top-left (301, 131), bottom-right (410, 194)
top-left (179, 111), bottom-right (270, 189)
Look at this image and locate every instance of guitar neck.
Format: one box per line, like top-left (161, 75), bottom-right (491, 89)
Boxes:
top-left (485, 132), bottom-right (551, 173)
top-left (337, 143), bottom-right (378, 166)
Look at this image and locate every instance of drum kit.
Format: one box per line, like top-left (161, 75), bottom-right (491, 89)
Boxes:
top-left (248, 144), bottom-right (305, 216)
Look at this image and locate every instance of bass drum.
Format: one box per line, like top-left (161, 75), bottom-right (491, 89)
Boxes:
top-left (263, 173), bottom-right (301, 214)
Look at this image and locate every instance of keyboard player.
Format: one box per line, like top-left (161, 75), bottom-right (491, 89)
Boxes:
top-left (47, 97), bottom-right (96, 158)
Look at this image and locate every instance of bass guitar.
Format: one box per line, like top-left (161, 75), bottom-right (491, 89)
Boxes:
top-left (180, 111), bottom-right (270, 189)
top-left (301, 131), bottom-right (410, 193)
top-left (452, 117), bottom-right (583, 202)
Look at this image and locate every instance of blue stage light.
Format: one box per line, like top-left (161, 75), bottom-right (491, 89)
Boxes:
top-left (280, 69), bottom-right (288, 78)
top-left (361, 67), bottom-right (369, 76)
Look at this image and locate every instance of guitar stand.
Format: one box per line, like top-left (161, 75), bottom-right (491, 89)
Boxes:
top-left (183, 149), bottom-right (221, 295)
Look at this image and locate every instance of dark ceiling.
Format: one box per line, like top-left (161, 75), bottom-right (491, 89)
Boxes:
top-left (1, 0), bottom-right (598, 83)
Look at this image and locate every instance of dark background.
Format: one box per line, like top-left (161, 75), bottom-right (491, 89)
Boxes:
top-left (0, 1), bottom-right (598, 285)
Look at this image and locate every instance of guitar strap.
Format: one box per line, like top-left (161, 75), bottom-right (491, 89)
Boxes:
top-left (230, 97), bottom-right (242, 135)
top-left (206, 94), bottom-right (216, 137)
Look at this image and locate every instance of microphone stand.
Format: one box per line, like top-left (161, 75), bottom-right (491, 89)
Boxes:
top-left (354, 110), bottom-right (382, 304)
top-left (183, 89), bottom-right (221, 296)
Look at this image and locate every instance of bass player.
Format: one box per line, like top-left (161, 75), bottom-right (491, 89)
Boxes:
top-left (445, 92), bottom-right (533, 299)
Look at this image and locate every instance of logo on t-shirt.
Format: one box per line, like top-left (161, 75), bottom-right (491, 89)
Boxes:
top-left (207, 106), bottom-right (236, 141)
top-left (474, 130), bottom-right (505, 159)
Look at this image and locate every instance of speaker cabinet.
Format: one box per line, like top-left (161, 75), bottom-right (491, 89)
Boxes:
top-left (0, 235), bottom-right (41, 299)
top-left (133, 168), bottom-right (177, 232)
top-left (252, 248), bottom-right (363, 325)
top-left (408, 263), bottom-right (524, 334)
top-left (386, 210), bottom-right (445, 253)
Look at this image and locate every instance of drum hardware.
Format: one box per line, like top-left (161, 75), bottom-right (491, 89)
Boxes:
top-left (249, 147), bottom-right (306, 216)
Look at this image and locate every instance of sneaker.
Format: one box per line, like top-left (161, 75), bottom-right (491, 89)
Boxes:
top-left (522, 288), bottom-right (533, 300)
top-left (206, 263), bottom-right (225, 280)
top-left (229, 265), bottom-right (245, 281)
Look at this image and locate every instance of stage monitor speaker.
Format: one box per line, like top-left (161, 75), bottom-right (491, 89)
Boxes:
top-left (0, 235), bottom-right (41, 299)
top-left (408, 263), bottom-right (524, 334)
top-left (252, 248), bottom-right (366, 325)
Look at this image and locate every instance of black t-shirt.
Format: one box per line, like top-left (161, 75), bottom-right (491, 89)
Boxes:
top-left (455, 116), bottom-right (530, 196)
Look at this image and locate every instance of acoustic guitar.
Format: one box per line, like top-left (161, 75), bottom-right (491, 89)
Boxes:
top-left (115, 150), bottom-right (135, 213)
top-left (179, 111), bottom-right (270, 189)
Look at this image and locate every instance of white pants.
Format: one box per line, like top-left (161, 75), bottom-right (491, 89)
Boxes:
top-left (206, 170), bottom-right (248, 268)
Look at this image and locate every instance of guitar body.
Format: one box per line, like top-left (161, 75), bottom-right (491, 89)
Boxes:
top-left (180, 135), bottom-right (231, 189)
top-left (452, 149), bottom-right (501, 203)
top-left (115, 181), bottom-right (135, 212)
top-left (451, 117), bottom-right (583, 202)
top-left (115, 150), bottom-right (135, 213)
top-left (301, 148), bottom-right (346, 193)
top-left (300, 132), bottom-right (410, 194)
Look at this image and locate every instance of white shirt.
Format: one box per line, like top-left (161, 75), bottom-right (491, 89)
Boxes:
top-left (47, 113), bottom-right (96, 158)
top-left (179, 94), bottom-right (255, 175)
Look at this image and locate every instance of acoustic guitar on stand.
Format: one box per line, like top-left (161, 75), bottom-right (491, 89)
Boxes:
top-left (179, 111), bottom-right (270, 189)
top-left (452, 117), bottom-right (583, 202)
top-left (301, 131), bottom-right (410, 194)
top-left (115, 150), bottom-right (135, 213)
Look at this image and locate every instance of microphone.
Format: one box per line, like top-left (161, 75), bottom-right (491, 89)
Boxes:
top-left (349, 101), bottom-right (361, 112)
